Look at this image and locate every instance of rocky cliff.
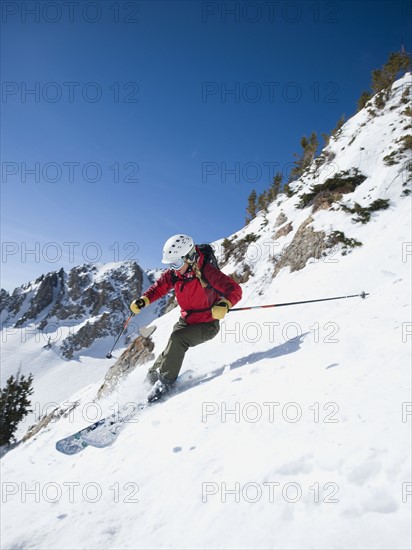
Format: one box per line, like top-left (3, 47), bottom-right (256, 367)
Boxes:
top-left (1, 262), bottom-right (149, 359)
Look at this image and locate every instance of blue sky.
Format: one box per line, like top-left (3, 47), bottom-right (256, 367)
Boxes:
top-left (1, 0), bottom-right (411, 290)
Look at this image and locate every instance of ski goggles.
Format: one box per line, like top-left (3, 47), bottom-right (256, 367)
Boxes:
top-left (170, 257), bottom-right (186, 270)
top-left (169, 248), bottom-right (197, 270)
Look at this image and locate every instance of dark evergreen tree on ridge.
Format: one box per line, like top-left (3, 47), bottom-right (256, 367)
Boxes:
top-left (0, 371), bottom-right (34, 446)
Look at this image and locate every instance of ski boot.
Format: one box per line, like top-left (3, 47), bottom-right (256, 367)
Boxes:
top-left (147, 374), bottom-right (173, 403)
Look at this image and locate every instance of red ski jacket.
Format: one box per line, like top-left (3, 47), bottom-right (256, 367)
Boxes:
top-left (143, 249), bottom-right (242, 324)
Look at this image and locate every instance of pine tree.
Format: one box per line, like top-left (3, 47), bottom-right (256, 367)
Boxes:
top-left (308, 130), bottom-right (319, 155)
top-left (290, 131), bottom-right (319, 180)
top-left (357, 91), bottom-right (372, 112)
top-left (322, 132), bottom-right (331, 147)
top-left (371, 51), bottom-right (411, 94)
top-left (269, 171), bottom-right (283, 201)
top-left (283, 182), bottom-right (294, 197)
top-left (331, 114), bottom-right (345, 137)
top-left (246, 190), bottom-right (258, 223)
top-left (257, 190), bottom-right (270, 213)
top-left (322, 114), bottom-right (346, 146)
top-left (0, 372), bottom-right (34, 446)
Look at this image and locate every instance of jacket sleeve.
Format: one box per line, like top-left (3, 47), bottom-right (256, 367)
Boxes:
top-left (203, 264), bottom-right (242, 307)
top-left (143, 270), bottom-right (174, 303)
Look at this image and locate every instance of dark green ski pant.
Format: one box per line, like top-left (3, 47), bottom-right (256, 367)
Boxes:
top-left (147, 318), bottom-right (220, 384)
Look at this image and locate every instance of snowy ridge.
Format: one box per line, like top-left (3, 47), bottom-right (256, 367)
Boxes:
top-left (211, 74), bottom-right (411, 316)
top-left (0, 261), bottom-right (162, 419)
top-left (1, 74), bottom-right (411, 550)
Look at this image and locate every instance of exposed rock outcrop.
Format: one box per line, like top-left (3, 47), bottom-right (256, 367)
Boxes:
top-left (97, 335), bottom-right (155, 398)
top-left (1, 261), bottom-right (147, 358)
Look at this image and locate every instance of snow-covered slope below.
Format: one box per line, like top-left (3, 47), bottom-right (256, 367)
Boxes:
top-left (1, 74), bottom-right (411, 550)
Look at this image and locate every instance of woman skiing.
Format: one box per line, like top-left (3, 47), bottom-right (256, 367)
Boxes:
top-left (130, 234), bottom-right (242, 401)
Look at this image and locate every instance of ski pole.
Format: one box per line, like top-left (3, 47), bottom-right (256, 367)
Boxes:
top-left (106, 314), bottom-right (134, 359)
top-left (229, 291), bottom-right (368, 312)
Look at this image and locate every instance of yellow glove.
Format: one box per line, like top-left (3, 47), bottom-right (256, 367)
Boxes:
top-left (211, 298), bottom-right (232, 320)
top-left (130, 296), bottom-right (150, 314)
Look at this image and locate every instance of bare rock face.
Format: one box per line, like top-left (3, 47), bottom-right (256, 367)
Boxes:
top-left (274, 212), bottom-right (287, 227)
top-left (274, 222), bottom-right (293, 239)
top-left (272, 215), bottom-right (362, 277)
top-left (60, 313), bottom-right (114, 359)
top-left (1, 261), bottom-right (146, 358)
top-left (230, 263), bottom-right (253, 284)
top-left (273, 217), bottom-right (327, 276)
top-left (15, 270), bottom-right (63, 327)
top-left (97, 335), bottom-right (155, 398)
top-left (22, 401), bottom-right (79, 443)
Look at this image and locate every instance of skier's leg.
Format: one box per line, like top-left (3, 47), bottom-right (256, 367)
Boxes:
top-left (146, 318), bottom-right (220, 384)
top-left (144, 368), bottom-right (159, 386)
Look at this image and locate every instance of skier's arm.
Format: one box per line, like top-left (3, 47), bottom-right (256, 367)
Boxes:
top-left (130, 271), bottom-right (174, 314)
top-left (143, 270), bottom-right (175, 303)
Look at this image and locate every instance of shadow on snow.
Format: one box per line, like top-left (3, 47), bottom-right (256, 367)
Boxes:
top-left (173, 333), bottom-right (309, 397)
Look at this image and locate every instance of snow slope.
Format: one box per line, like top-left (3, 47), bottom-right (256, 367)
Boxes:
top-left (1, 74), bottom-right (411, 550)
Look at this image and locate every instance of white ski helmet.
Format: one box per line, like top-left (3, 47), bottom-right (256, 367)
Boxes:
top-left (161, 234), bottom-right (195, 264)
